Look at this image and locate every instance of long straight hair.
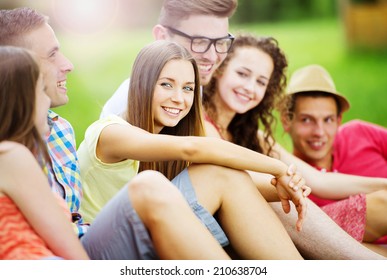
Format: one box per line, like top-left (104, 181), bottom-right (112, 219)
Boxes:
top-left (127, 40), bottom-right (204, 180)
top-left (0, 46), bottom-right (49, 163)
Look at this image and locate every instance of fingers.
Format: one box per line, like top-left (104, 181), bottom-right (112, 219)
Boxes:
top-left (296, 199), bottom-right (308, 232)
top-left (279, 194), bottom-right (306, 231)
top-left (296, 218), bottom-right (303, 232)
top-left (280, 198), bottom-right (291, 214)
top-left (292, 177), bottom-right (306, 192)
top-left (275, 172), bottom-right (309, 231)
top-left (270, 177), bottom-right (277, 186)
top-left (288, 173), bottom-right (303, 191)
top-left (287, 166), bottom-right (310, 196)
top-left (287, 164), bottom-right (296, 176)
top-left (301, 185), bottom-right (312, 197)
top-left (298, 209), bottom-right (304, 231)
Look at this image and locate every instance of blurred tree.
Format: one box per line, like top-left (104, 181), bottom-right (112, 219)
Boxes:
top-left (350, 0), bottom-right (378, 3)
top-left (232, 0), bottom-right (337, 23)
top-left (0, 0), bottom-right (26, 9)
top-left (341, 0), bottom-right (387, 49)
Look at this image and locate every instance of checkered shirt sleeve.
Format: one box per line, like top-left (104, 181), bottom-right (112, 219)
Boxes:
top-left (47, 110), bottom-right (89, 237)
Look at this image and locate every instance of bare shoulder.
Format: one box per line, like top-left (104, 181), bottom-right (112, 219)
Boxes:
top-left (204, 120), bottom-right (222, 138)
top-left (0, 141), bottom-right (35, 168)
top-left (0, 141), bottom-right (40, 193)
top-left (0, 141), bottom-right (29, 156)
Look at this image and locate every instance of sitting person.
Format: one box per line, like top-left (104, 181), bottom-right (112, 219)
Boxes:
top-left (99, 0), bottom-right (386, 260)
top-left (78, 40), bottom-right (310, 260)
top-left (279, 64), bottom-right (387, 255)
top-left (0, 45), bottom-right (88, 260)
top-left (0, 7), bottom-right (236, 260)
top-left (4, 5), bottom-right (384, 260)
top-left (202, 34), bottom-right (387, 258)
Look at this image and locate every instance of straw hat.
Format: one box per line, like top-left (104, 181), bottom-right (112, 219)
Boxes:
top-left (287, 64), bottom-right (350, 112)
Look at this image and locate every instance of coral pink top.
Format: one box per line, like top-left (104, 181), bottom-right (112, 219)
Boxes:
top-left (0, 194), bottom-right (70, 260)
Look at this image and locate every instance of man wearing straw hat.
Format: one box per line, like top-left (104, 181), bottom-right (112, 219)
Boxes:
top-left (280, 64), bottom-right (387, 256)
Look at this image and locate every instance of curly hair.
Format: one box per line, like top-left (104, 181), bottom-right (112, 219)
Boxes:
top-left (203, 34), bottom-right (288, 156)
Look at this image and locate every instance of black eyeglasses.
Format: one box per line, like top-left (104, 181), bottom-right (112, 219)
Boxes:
top-left (164, 26), bottom-right (234, 54)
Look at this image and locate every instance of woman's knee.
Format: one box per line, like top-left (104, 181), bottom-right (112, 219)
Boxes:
top-left (127, 171), bottom-right (186, 222)
top-left (187, 164), bottom-right (257, 213)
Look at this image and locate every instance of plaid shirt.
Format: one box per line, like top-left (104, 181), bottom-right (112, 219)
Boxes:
top-left (47, 110), bottom-right (89, 237)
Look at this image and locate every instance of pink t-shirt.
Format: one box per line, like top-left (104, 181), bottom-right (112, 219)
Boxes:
top-left (333, 120), bottom-right (387, 177)
top-left (306, 120), bottom-right (387, 242)
top-left (309, 120), bottom-right (387, 207)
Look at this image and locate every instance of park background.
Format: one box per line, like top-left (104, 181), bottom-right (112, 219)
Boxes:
top-left (1, 0), bottom-right (386, 150)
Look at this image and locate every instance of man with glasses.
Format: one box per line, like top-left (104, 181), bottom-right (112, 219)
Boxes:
top-left (100, 0), bottom-right (236, 118)
top-left (163, 26), bottom-right (234, 55)
top-left (98, 0), bottom-right (386, 259)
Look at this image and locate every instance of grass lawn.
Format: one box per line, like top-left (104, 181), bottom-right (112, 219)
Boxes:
top-left (54, 18), bottom-right (387, 149)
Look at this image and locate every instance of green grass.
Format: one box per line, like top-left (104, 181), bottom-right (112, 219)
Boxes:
top-left (54, 18), bottom-right (387, 149)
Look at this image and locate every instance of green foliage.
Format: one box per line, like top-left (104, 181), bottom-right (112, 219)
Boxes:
top-left (350, 0), bottom-right (378, 3)
top-left (232, 0), bottom-right (338, 23)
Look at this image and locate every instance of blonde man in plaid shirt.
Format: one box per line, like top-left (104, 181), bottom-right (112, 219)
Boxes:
top-left (0, 7), bottom-right (86, 237)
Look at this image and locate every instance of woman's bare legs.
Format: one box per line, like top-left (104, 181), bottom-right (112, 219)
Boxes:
top-left (188, 164), bottom-right (302, 260)
top-left (128, 170), bottom-right (230, 260)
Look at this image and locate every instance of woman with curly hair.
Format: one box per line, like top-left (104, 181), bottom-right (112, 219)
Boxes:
top-left (203, 34), bottom-right (387, 257)
top-left (203, 34), bottom-right (292, 201)
top-left (203, 35), bottom-right (287, 157)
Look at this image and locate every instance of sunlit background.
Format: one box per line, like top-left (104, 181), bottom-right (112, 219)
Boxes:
top-left (5, 0), bottom-right (162, 32)
top-left (50, 0), bottom-right (120, 35)
top-left (1, 0), bottom-right (386, 149)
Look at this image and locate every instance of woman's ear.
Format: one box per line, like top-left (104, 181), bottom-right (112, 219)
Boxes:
top-left (152, 24), bottom-right (169, 40)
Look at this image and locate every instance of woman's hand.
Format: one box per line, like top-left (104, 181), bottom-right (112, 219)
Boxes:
top-left (271, 164), bottom-right (311, 231)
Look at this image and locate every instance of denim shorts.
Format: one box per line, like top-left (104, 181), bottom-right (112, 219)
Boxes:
top-left (171, 168), bottom-right (229, 247)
